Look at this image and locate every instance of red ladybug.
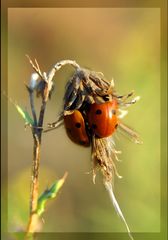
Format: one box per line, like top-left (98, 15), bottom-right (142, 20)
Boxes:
top-left (87, 100), bottom-right (118, 138)
top-left (64, 110), bottom-right (90, 146)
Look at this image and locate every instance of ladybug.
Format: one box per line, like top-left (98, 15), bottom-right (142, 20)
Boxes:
top-left (87, 99), bottom-right (118, 138)
top-left (64, 110), bottom-right (90, 146)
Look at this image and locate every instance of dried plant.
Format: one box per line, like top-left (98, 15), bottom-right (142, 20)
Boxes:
top-left (9, 57), bottom-right (142, 239)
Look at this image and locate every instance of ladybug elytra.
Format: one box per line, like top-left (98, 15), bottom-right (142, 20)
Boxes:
top-left (64, 110), bottom-right (90, 146)
top-left (87, 100), bottom-right (118, 138)
top-left (64, 100), bottom-right (119, 145)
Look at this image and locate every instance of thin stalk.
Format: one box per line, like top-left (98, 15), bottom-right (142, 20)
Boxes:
top-left (26, 89), bottom-right (48, 237)
top-left (26, 135), bottom-right (40, 234)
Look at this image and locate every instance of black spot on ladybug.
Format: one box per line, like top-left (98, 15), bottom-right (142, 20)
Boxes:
top-left (75, 122), bottom-right (81, 128)
top-left (112, 109), bottom-right (116, 115)
top-left (95, 109), bottom-right (102, 115)
top-left (115, 124), bottom-right (118, 129)
top-left (92, 124), bottom-right (97, 129)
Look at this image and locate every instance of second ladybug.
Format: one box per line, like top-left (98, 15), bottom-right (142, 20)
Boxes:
top-left (64, 110), bottom-right (90, 146)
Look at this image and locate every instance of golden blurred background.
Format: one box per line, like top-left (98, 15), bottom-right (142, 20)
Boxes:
top-left (7, 8), bottom-right (160, 233)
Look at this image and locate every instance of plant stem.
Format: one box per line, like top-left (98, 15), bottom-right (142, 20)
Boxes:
top-left (25, 57), bottom-right (81, 237)
top-left (26, 93), bottom-right (48, 236)
top-left (26, 134), bottom-right (40, 235)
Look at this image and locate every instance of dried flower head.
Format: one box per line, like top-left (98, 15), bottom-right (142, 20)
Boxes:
top-left (63, 68), bottom-right (114, 113)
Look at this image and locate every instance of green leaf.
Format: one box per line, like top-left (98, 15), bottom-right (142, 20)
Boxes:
top-left (37, 172), bottom-right (68, 216)
top-left (15, 104), bottom-right (34, 126)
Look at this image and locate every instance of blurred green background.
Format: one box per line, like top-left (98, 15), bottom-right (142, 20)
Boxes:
top-left (7, 8), bottom-right (160, 233)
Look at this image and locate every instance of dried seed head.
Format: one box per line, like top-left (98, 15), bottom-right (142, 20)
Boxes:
top-left (63, 68), bottom-right (115, 112)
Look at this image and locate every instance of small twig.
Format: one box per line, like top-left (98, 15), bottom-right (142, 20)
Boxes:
top-left (54, 59), bottom-right (80, 71)
top-left (26, 55), bottom-right (44, 80)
